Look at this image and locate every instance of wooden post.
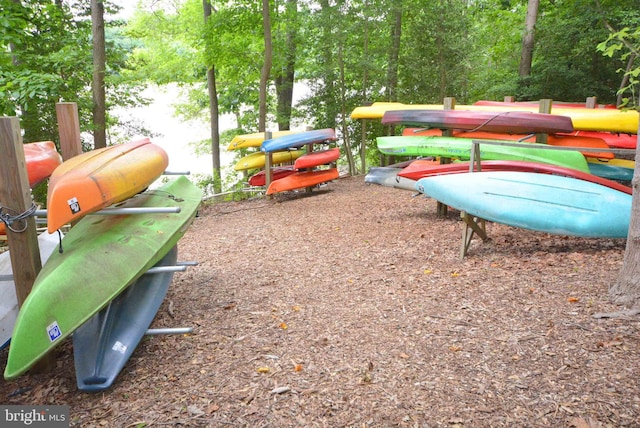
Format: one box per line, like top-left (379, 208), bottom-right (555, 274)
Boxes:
top-left (0, 117), bottom-right (55, 372)
top-left (56, 102), bottom-right (83, 160)
top-left (264, 131), bottom-right (273, 198)
top-left (585, 97), bottom-right (597, 109)
top-left (305, 126), bottom-right (314, 193)
top-left (437, 97), bottom-right (456, 216)
top-left (504, 96), bottom-right (515, 102)
top-left (536, 99), bottom-right (552, 144)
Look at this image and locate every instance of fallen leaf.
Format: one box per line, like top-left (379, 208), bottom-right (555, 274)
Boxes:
top-left (567, 297), bottom-right (580, 303)
top-left (279, 322), bottom-right (288, 330)
top-left (294, 364), bottom-right (303, 372)
top-left (256, 366), bottom-right (270, 373)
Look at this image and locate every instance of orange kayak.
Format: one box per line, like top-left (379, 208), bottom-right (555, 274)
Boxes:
top-left (46, 138), bottom-right (169, 233)
top-left (294, 147), bottom-right (340, 169)
top-left (402, 128), bottom-right (614, 159)
top-left (23, 141), bottom-right (63, 187)
top-left (266, 168), bottom-right (339, 195)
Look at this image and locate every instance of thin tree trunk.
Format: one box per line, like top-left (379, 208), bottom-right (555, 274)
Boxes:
top-left (337, 44), bottom-right (355, 176)
top-left (259, 0), bottom-right (273, 132)
top-left (274, 0), bottom-right (296, 131)
top-left (386, 2), bottom-right (402, 101)
top-left (91, 0), bottom-right (107, 149)
top-left (203, 0), bottom-right (221, 193)
top-left (360, 0), bottom-right (370, 174)
top-left (609, 116), bottom-right (640, 308)
top-left (519, 0), bottom-right (539, 77)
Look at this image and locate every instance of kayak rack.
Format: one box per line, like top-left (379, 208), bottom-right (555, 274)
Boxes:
top-left (33, 207), bottom-right (181, 217)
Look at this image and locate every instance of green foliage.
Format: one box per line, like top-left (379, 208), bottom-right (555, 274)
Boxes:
top-left (597, 23), bottom-right (640, 108)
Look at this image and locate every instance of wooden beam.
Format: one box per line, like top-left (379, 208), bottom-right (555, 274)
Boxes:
top-left (536, 99), bottom-right (552, 144)
top-left (0, 117), bottom-right (54, 373)
top-left (264, 131), bottom-right (273, 198)
top-left (460, 212), bottom-right (488, 258)
top-left (438, 97), bottom-right (456, 216)
top-left (55, 102), bottom-right (83, 160)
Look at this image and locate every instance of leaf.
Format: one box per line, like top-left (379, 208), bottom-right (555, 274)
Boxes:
top-left (567, 297), bottom-right (580, 303)
top-left (279, 322), bottom-right (288, 330)
top-left (256, 366), bottom-right (270, 373)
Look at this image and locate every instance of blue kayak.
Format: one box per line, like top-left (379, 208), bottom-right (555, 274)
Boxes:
top-left (73, 246), bottom-right (178, 392)
top-left (261, 128), bottom-right (336, 152)
top-left (416, 171), bottom-right (631, 238)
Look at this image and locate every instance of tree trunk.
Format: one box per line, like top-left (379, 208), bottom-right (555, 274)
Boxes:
top-left (337, 44), bottom-right (355, 176)
top-left (203, 1), bottom-right (221, 193)
top-left (519, 0), bottom-right (539, 77)
top-left (609, 115), bottom-right (640, 308)
top-left (360, 0), bottom-right (370, 174)
top-left (386, 2), bottom-right (402, 101)
top-left (274, 0), bottom-right (297, 131)
top-left (91, 0), bottom-right (107, 149)
top-left (259, 0), bottom-right (273, 132)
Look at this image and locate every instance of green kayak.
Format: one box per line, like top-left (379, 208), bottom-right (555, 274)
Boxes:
top-left (376, 136), bottom-right (590, 173)
top-left (4, 176), bottom-right (202, 380)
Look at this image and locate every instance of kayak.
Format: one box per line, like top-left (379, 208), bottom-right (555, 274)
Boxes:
top-left (402, 128), bottom-right (614, 159)
top-left (398, 159), bottom-right (631, 194)
top-left (46, 138), bottom-right (169, 233)
top-left (294, 147), bottom-right (340, 169)
top-left (234, 150), bottom-right (304, 171)
top-left (4, 176), bottom-right (202, 380)
top-left (416, 171), bottom-right (631, 238)
top-left (364, 167), bottom-right (417, 191)
top-left (0, 232), bottom-right (61, 350)
top-left (382, 109), bottom-right (575, 134)
top-left (266, 168), bottom-right (339, 195)
top-left (351, 102), bottom-right (638, 134)
top-left (73, 246), bottom-right (178, 392)
top-left (227, 130), bottom-right (298, 150)
top-left (23, 141), bottom-right (63, 187)
top-left (376, 135), bottom-right (591, 173)
top-left (248, 166), bottom-right (296, 187)
top-left (261, 128), bottom-right (337, 152)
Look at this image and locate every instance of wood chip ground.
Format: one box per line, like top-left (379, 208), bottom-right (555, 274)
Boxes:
top-left (1, 176), bottom-right (639, 427)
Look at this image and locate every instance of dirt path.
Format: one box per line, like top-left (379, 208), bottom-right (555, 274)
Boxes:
top-left (1, 176), bottom-right (638, 427)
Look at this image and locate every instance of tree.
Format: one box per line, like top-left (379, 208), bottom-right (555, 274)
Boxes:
top-left (518, 0), bottom-right (538, 78)
top-left (203, 0), bottom-right (221, 193)
top-left (259, 0), bottom-right (273, 132)
top-left (597, 25), bottom-right (640, 308)
top-left (91, 0), bottom-right (107, 149)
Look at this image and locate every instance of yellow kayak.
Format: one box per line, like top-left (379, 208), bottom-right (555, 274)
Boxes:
top-left (228, 130), bottom-right (298, 150)
top-left (233, 150), bottom-right (304, 171)
top-left (351, 102), bottom-right (639, 134)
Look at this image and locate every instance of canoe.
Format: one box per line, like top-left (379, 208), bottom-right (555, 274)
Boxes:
top-left (398, 159), bottom-right (631, 194)
top-left (376, 135), bottom-right (591, 173)
top-left (382, 109), bottom-right (575, 134)
top-left (401, 128), bottom-right (614, 159)
top-left (73, 246), bottom-right (178, 392)
top-left (23, 141), bottom-right (63, 187)
top-left (3, 176), bottom-right (202, 380)
top-left (560, 131), bottom-right (637, 149)
top-left (415, 171), bottom-right (631, 238)
top-left (266, 168), bottom-right (339, 195)
top-left (46, 138), bottom-right (169, 233)
top-left (364, 167), bottom-right (417, 191)
top-left (248, 167), bottom-right (296, 187)
top-left (234, 150), bottom-right (304, 171)
top-left (294, 147), bottom-right (340, 169)
top-left (261, 128), bottom-right (337, 153)
top-left (0, 232), bottom-right (61, 350)
top-left (351, 102), bottom-right (638, 134)
top-left (587, 158), bottom-right (635, 182)
top-left (227, 130), bottom-right (298, 150)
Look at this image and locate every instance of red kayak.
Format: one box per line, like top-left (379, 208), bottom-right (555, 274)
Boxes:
top-left (294, 147), bottom-right (340, 169)
top-left (398, 159), bottom-right (631, 195)
top-left (382, 109), bottom-right (575, 134)
top-left (402, 128), bottom-right (614, 159)
top-left (248, 167), bottom-right (296, 187)
top-left (24, 141), bottom-right (63, 187)
top-left (559, 130), bottom-right (637, 149)
top-left (266, 168), bottom-right (339, 195)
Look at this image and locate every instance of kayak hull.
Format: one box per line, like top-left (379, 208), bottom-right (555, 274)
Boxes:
top-left (261, 128), bottom-right (337, 152)
top-left (266, 168), bottom-right (339, 195)
top-left (294, 148), bottom-right (340, 169)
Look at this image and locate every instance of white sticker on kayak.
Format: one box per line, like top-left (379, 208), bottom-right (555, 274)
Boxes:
top-left (67, 197), bottom-right (81, 214)
top-left (112, 341), bottom-right (127, 354)
top-left (47, 321), bottom-right (62, 342)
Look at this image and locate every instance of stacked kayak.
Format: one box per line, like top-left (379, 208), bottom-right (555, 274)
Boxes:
top-left (46, 138), bottom-right (169, 232)
top-left (4, 175), bottom-right (202, 380)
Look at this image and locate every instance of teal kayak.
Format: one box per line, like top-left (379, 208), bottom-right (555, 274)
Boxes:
top-left (416, 171), bottom-right (631, 238)
top-left (376, 135), bottom-right (590, 173)
top-left (4, 176), bottom-right (202, 380)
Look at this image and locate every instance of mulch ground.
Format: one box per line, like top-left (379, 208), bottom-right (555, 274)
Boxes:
top-left (1, 175), bottom-right (639, 427)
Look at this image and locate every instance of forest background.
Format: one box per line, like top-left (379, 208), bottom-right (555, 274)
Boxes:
top-left (0, 0), bottom-right (639, 193)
